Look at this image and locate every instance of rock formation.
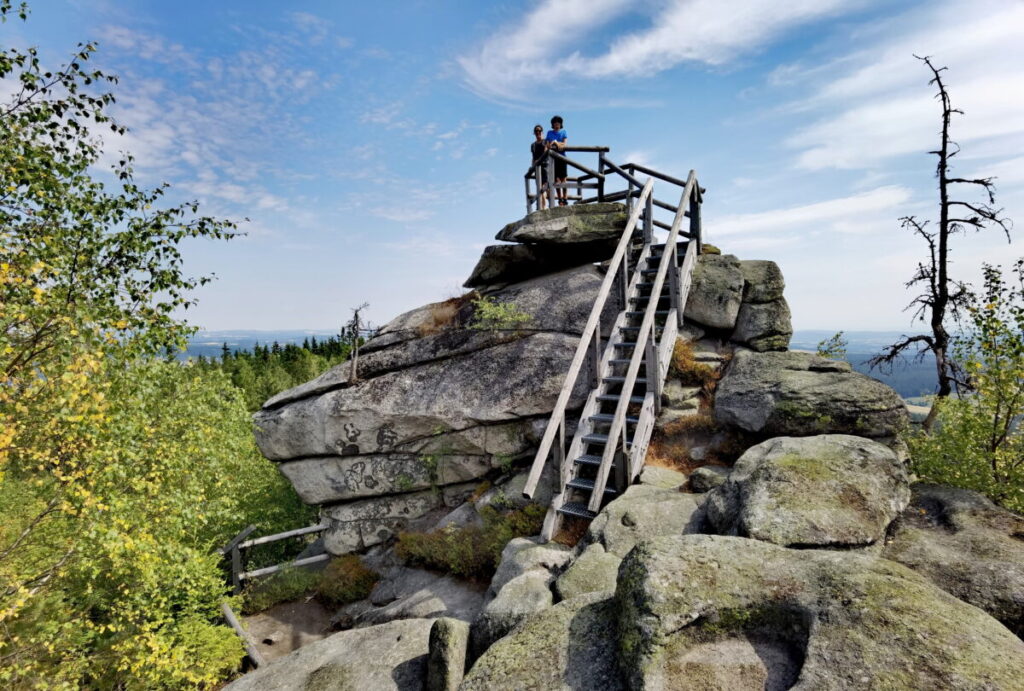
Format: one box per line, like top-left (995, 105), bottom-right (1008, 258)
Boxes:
top-left (235, 203), bottom-right (1023, 690)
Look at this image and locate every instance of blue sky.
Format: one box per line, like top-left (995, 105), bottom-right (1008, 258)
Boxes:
top-left (4, 0), bottom-right (1022, 331)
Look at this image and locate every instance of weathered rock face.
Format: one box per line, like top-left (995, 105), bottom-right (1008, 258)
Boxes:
top-left (683, 254), bottom-right (744, 330)
top-left (255, 260), bottom-right (626, 555)
top-left (715, 350), bottom-right (907, 439)
top-left (706, 435), bottom-right (910, 547)
top-left (617, 535), bottom-right (1024, 690)
top-left (462, 593), bottom-right (625, 691)
top-left (738, 259), bottom-right (785, 303)
top-left (223, 618), bottom-right (433, 691)
top-left (463, 243), bottom-right (613, 288)
top-left (495, 202), bottom-right (627, 245)
top-left (884, 483), bottom-right (1024, 637)
top-left (731, 298), bottom-right (792, 352)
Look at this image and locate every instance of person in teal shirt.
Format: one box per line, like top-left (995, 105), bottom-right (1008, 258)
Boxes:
top-left (545, 115), bottom-right (568, 206)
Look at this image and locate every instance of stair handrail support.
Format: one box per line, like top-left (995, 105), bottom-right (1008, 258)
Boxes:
top-left (522, 179), bottom-right (654, 500)
top-left (587, 171), bottom-right (698, 510)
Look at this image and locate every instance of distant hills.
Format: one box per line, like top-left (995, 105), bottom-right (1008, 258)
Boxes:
top-left (185, 329), bottom-right (938, 398)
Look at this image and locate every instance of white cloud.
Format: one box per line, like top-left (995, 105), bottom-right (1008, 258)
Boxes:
top-left (781, 1), bottom-right (1024, 171)
top-left (458, 0), bottom-right (859, 100)
top-left (712, 186), bottom-right (913, 237)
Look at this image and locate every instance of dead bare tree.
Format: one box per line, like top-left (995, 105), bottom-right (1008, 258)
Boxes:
top-left (870, 56), bottom-right (1011, 430)
top-left (346, 302), bottom-right (369, 382)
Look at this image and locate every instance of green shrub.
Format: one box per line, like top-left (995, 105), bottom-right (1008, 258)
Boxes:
top-left (395, 504), bottom-right (546, 580)
top-left (240, 566), bottom-right (322, 615)
top-left (816, 331), bottom-right (848, 360)
top-left (316, 555), bottom-right (380, 607)
top-left (469, 296), bottom-right (533, 331)
top-left (908, 261), bottom-right (1024, 514)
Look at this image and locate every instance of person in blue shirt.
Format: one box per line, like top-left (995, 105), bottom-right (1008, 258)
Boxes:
top-left (545, 115), bottom-right (568, 206)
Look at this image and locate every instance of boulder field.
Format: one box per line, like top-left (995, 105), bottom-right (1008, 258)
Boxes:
top-left (232, 204), bottom-right (1023, 690)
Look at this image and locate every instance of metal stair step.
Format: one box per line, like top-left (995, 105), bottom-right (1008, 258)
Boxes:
top-left (596, 393), bottom-right (646, 404)
top-left (608, 358), bottom-right (645, 365)
top-left (557, 502), bottom-right (598, 520)
top-left (620, 325), bottom-right (663, 332)
top-left (589, 413), bottom-right (640, 425)
top-left (612, 342), bottom-right (637, 349)
top-left (566, 477), bottom-right (618, 495)
top-left (625, 310), bottom-right (670, 318)
top-left (602, 376), bottom-right (648, 385)
top-left (573, 454), bottom-right (606, 467)
top-left (629, 295), bottom-right (669, 303)
top-left (581, 433), bottom-right (633, 447)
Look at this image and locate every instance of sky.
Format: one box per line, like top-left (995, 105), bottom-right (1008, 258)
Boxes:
top-left (3, 0), bottom-right (1022, 332)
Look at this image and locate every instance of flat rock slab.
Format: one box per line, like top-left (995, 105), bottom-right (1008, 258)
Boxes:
top-left (884, 483), bottom-right (1024, 637)
top-left (715, 350), bottom-right (907, 439)
top-left (616, 535), bottom-right (1024, 690)
top-left (495, 202), bottom-right (628, 245)
top-left (335, 566), bottom-right (485, 629)
top-left (223, 618), bottom-right (434, 691)
top-left (463, 243), bottom-right (613, 288)
top-left (255, 332), bottom-right (583, 462)
top-left (707, 435), bottom-right (910, 547)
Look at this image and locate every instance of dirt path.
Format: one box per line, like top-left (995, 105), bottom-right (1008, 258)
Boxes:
top-left (243, 597), bottom-right (334, 662)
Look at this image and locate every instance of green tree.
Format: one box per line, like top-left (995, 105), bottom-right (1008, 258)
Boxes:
top-left (909, 260), bottom-right (1024, 513)
top-left (0, 4), bottom-right (312, 686)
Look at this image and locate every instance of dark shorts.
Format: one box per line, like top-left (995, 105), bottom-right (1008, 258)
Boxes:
top-left (554, 158), bottom-right (567, 179)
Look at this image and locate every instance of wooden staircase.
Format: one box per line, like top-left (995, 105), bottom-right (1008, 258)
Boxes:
top-left (522, 152), bottom-right (703, 540)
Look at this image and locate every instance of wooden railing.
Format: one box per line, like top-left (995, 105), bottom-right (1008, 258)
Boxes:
top-left (219, 522), bottom-right (329, 595)
top-left (521, 147), bottom-right (703, 516)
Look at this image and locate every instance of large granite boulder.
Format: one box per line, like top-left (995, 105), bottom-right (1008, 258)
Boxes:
top-left (683, 254), bottom-right (744, 330)
top-left (584, 484), bottom-right (705, 558)
top-left (731, 298), bottom-right (792, 352)
top-left (554, 543), bottom-right (621, 601)
top-left (884, 483), bottom-right (1024, 637)
top-left (461, 593), bottom-right (624, 690)
top-left (427, 618), bottom-right (469, 691)
top-left (463, 244), bottom-right (612, 288)
top-left (470, 538), bottom-right (572, 656)
top-left (223, 618), bottom-right (433, 691)
top-left (738, 259), bottom-right (785, 303)
top-left (495, 202), bottom-right (627, 245)
top-left (715, 350), bottom-right (907, 438)
top-left (617, 535), bottom-right (1024, 690)
top-left (706, 435), bottom-right (910, 547)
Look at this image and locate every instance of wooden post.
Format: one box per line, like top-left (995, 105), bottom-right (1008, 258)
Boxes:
top-left (221, 602), bottom-right (266, 668)
top-left (644, 334), bottom-right (662, 414)
top-left (546, 159), bottom-right (556, 209)
top-left (597, 154), bottom-right (605, 202)
top-left (690, 181), bottom-right (702, 252)
top-left (668, 239), bottom-right (681, 326)
top-left (588, 331), bottom-right (600, 388)
top-left (231, 545), bottom-right (243, 595)
top-left (555, 416), bottom-right (566, 479)
top-left (524, 175), bottom-right (532, 214)
top-left (644, 188), bottom-right (654, 245)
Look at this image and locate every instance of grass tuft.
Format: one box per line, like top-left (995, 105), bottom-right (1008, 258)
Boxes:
top-left (669, 339), bottom-right (717, 387)
top-left (395, 504), bottom-right (545, 580)
top-left (316, 554), bottom-right (380, 607)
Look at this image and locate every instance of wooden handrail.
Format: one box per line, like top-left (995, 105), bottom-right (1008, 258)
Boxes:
top-left (522, 179), bottom-right (654, 499)
top-left (587, 171), bottom-right (698, 509)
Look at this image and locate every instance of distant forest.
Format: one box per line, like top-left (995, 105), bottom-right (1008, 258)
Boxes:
top-left (187, 330), bottom-right (939, 404)
top-left (194, 334), bottom-right (357, 411)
